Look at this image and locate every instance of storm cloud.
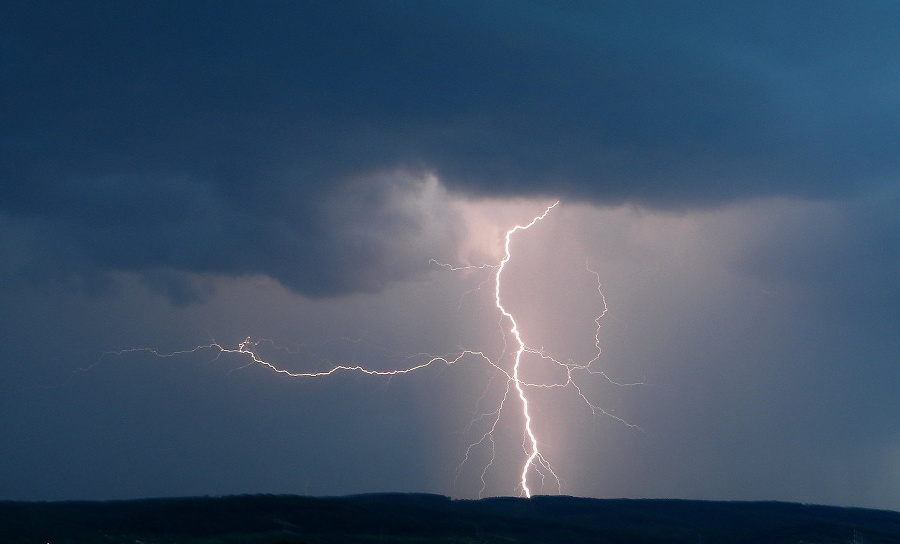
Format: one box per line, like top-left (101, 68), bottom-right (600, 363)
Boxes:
top-left (3, 1), bottom-right (897, 300)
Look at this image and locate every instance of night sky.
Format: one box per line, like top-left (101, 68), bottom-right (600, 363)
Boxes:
top-left (1, 1), bottom-right (898, 510)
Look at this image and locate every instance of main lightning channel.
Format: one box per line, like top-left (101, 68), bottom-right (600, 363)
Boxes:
top-left (494, 201), bottom-right (558, 498)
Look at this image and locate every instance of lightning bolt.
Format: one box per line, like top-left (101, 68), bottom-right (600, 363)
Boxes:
top-left (89, 201), bottom-right (640, 498)
top-left (435, 201), bottom-right (642, 498)
top-left (494, 201), bottom-right (559, 498)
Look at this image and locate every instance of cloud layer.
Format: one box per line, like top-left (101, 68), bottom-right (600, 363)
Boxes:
top-left (3, 1), bottom-right (898, 300)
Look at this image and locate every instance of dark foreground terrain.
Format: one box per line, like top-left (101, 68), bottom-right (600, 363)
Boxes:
top-left (2, 493), bottom-right (898, 544)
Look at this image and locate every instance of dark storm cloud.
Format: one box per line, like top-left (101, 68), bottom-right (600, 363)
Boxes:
top-left (2, 0), bottom-right (897, 299)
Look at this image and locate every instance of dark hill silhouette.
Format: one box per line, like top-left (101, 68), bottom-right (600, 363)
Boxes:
top-left (1, 493), bottom-right (898, 544)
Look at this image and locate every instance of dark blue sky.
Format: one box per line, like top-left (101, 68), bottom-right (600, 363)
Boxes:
top-left (1, 1), bottom-right (898, 510)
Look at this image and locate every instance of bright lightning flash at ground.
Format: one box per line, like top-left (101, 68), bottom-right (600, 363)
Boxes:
top-left (93, 201), bottom-right (640, 498)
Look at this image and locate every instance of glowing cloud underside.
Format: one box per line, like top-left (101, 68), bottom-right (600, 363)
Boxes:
top-left (98, 201), bottom-right (640, 498)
